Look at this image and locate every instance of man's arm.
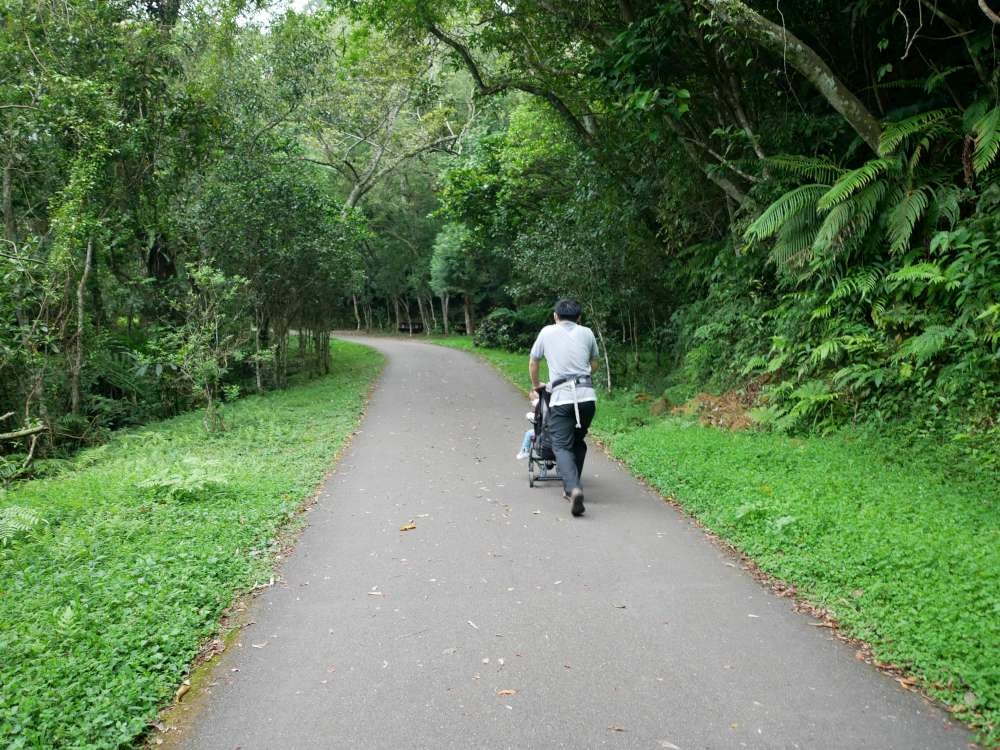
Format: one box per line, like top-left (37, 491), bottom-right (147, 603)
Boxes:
top-left (529, 358), bottom-right (541, 389)
top-left (590, 358), bottom-right (598, 375)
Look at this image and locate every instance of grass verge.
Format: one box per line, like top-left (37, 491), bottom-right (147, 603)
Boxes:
top-left (0, 339), bottom-right (383, 749)
top-left (432, 335), bottom-right (999, 745)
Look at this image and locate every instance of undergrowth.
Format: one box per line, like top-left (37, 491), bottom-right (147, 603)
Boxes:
top-left (0, 339), bottom-right (383, 749)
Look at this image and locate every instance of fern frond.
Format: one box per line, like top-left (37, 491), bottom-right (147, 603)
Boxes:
top-left (740, 354), bottom-right (768, 375)
top-left (761, 155), bottom-right (845, 184)
top-left (828, 266), bottom-right (885, 303)
top-left (879, 109), bottom-right (956, 155)
top-left (893, 324), bottom-right (954, 363)
top-left (809, 338), bottom-right (844, 364)
top-left (817, 158), bottom-right (896, 211)
top-left (810, 304), bottom-right (832, 320)
top-left (926, 185), bottom-right (962, 231)
top-left (814, 180), bottom-right (888, 254)
top-left (0, 505), bottom-right (43, 546)
top-left (744, 184), bottom-right (828, 243)
top-left (886, 262), bottom-right (946, 285)
top-left (972, 105), bottom-right (1000, 175)
top-left (886, 187), bottom-right (930, 255)
top-left (770, 205), bottom-right (821, 270)
top-left (812, 202), bottom-right (855, 253)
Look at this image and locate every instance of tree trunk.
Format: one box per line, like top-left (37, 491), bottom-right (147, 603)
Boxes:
top-left (463, 295), bottom-right (474, 337)
top-left (352, 293), bottom-right (361, 330)
top-left (393, 296), bottom-right (401, 332)
top-left (273, 325), bottom-right (289, 389)
top-left (440, 294), bottom-right (450, 334)
top-left (416, 295), bottom-right (431, 335)
top-left (69, 239), bottom-right (94, 415)
top-left (427, 294), bottom-right (437, 332)
top-left (404, 298), bottom-right (413, 337)
top-left (705, 0), bottom-right (881, 152)
top-left (254, 323), bottom-right (264, 394)
top-left (320, 331), bottom-right (331, 374)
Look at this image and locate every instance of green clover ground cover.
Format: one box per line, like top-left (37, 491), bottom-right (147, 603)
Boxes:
top-left (0, 339), bottom-right (383, 749)
top-left (432, 335), bottom-right (999, 743)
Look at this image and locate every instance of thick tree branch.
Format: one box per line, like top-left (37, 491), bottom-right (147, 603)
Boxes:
top-left (427, 23), bottom-right (595, 144)
top-left (667, 119), bottom-right (748, 204)
top-left (979, 0), bottom-right (1000, 24)
top-left (704, 0), bottom-right (882, 152)
top-left (0, 423), bottom-right (45, 441)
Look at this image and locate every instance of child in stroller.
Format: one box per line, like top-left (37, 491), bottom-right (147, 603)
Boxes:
top-left (520, 387), bottom-right (558, 487)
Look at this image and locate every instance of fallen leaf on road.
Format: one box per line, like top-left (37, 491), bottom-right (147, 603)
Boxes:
top-left (608, 725), bottom-right (626, 732)
top-left (174, 681), bottom-right (190, 702)
top-left (468, 620), bottom-right (479, 630)
top-left (747, 614), bottom-right (759, 618)
top-left (400, 523), bottom-right (417, 531)
top-left (442, 648), bottom-right (457, 655)
top-left (367, 591), bottom-right (384, 597)
top-left (497, 689), bottom-right (517, 696)
top-left (327, 665), bottom-right (336, 673)
top-left (660, 742), bottom-right (681, 749)
top-left (251, 641), bottom-right (269, 649)
top-left (416, 514), bottom-right (430, 518)
top-left (613, 604), bottom-right (627, 609)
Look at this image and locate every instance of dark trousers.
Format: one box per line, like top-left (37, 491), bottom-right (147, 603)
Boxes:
top-left (548, 401), bottom-right (596, 494)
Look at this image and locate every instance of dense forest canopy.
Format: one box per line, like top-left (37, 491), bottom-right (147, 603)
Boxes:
top-left (1, 0), bottom-right (998, 474)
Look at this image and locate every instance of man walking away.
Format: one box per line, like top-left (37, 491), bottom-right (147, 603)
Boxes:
top-left (529, 299), bottom-right (599, 517)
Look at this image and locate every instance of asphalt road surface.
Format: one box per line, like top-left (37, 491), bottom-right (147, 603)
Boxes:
top-left (171, 336), bottom-right (970, 750)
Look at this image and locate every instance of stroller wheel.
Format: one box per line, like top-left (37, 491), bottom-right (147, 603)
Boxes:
top-left (528, 457), bottom-right (535, 487)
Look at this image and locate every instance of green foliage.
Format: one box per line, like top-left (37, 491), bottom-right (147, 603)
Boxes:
top-left (472, 305), bottom-right (551, 351)
top-left (0, 340), bottom-right (382, 749)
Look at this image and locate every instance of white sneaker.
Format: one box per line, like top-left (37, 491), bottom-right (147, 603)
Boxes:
top-left (516, 450), bottom-right (529, 460)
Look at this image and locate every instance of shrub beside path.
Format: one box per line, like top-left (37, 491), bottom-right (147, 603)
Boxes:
top-left (170, 336), bottom-right (971, 749)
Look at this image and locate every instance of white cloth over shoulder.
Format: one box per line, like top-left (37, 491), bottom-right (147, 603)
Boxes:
top-left (529, 321), bottom-right (599, 407)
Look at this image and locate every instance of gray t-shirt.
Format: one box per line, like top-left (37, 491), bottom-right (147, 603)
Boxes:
top-left (529, 321), bottom-right (599, 406)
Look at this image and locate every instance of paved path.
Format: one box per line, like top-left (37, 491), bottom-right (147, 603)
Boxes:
top-left (173, 337), bottom-right (970, 750)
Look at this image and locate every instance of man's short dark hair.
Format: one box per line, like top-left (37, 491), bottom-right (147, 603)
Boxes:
top-left (554, 298), bottom-right (582, 322)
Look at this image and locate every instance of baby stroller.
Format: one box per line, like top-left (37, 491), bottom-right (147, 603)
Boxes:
top-left (528, 387), bottom-right (560, 488)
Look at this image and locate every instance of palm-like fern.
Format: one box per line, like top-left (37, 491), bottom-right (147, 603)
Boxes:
top-left (760, 155), bottom-right (845, 184)
top-left (878, 109), bottom-right (956, 155)
top-left (747, 104), bottom-right (974, 277)
top-left (971, 105), bottom-right (1000, 175)
top-left (886, 187), bottom-right (930, 255)
top-left (744, 184), bottom-right (829, 243)
top-left (816, 157), bottom-right (897, 211)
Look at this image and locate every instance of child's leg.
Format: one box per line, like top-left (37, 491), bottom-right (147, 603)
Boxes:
top-left (521, 429), bottom-right (534, 453)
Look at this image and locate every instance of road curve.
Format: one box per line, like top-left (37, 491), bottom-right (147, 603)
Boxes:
top-left (172, 336), bottom-right (970, 750)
